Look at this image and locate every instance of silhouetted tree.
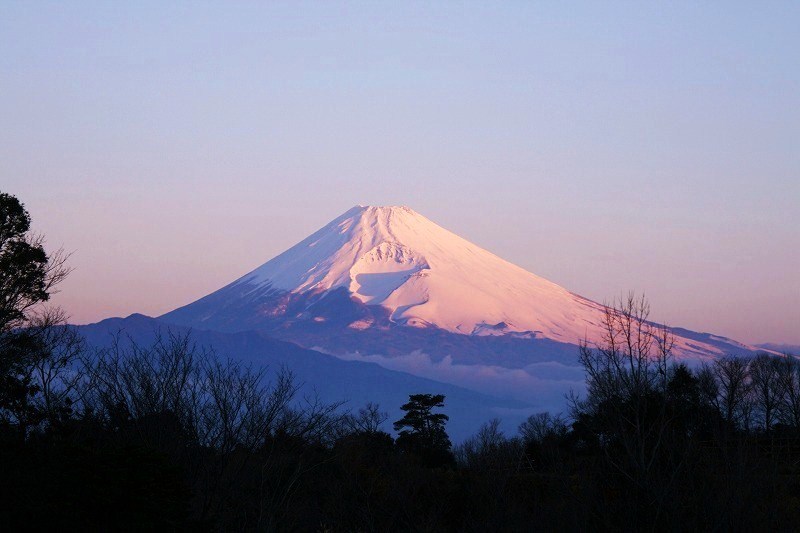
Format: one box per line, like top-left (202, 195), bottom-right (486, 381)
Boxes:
top-left (706, 356), bottom-right (752, 431)
top-left (394, 393), bottom-right (453, 467)
top-left (750, 352), bottom-right (783, 431)
top-left (0, 191), bottom-right (72, 435)
top-left (344, 402), bottom-right (388, 434)
top-left (572, 293), bottom-right (675, 485)
top-left (518, 411), bottom-right (569, 471)
top-left (664, 362), bottom-right (712, 438)
top-left (775, 354), bottom-right (800, 428)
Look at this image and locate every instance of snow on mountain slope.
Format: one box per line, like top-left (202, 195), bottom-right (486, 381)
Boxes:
top-left (157, 204), bottom-right (774, 409)
top-left (162, 205), bottom-right (763, 361)
top-left (228, 205), bottom-right (605, 340)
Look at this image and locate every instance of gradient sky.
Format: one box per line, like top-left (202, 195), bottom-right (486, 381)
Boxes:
top-left (1, 2), bottom-right (798, 344)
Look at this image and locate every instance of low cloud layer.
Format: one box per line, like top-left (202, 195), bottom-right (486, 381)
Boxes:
top-left (325, 349), bottom-right (587, 414)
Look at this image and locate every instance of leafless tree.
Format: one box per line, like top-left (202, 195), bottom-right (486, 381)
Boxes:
top-left (455, 419), bottom-right (526, 477)
top-left (343, 402), bottom-right (388, 434)
top-left (775, 354), bottom-right (800, 428)
top-left (573, 292), bottom-right (676, 485)
top-left (578, 293), bottom-right (671, 405)
top-left (518, 411), bottom-right (568, 444)
top-left (82, 330), bottom-right (313, 452)
top-left (705, 356), bottom-right (752, 431)
top-left (83, 330), bottom-right (201, 427)
top-left (749, 353), bottom-right (783, 431)
top-left (81, 328), bottom-right (353, 528)
top-left (25, 307), bottom-right (86, 425)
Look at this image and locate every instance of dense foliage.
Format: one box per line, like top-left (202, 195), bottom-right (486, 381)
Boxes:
top-left (0, 193), bottom-right (75, 435)
top-left (394, 393), bottom-right (454, 468)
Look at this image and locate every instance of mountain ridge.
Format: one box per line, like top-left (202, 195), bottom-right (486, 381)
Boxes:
top-left (162, 204), bottom-right (763, 360)
top-left (79, 314), bottom-right (530, 440)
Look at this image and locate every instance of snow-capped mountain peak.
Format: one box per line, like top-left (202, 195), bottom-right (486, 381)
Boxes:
top-left (232, 205), bottom-right (599, 340)
top-left (163, 205), bottom-right (764, 360)
top-left (158, 204), bottom-right (770, 417)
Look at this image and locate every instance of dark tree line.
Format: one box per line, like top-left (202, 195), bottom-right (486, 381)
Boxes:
top-left (2, 190), bottom-right (800, 531)
top-left (1, 325), bottom-right (464, 531)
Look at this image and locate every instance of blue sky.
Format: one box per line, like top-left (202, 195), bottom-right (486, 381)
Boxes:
top-left (1, 1), bottom-right (798, 343)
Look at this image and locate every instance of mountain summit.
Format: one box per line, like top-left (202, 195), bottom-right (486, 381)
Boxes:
top-left (162, 205), bottom-right (759, 364)
top-left (230, 204), bottom-right (603, 341)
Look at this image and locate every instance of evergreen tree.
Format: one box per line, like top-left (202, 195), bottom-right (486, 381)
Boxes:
top-left (393, 393), bottom-right (453, 467)
top-left (0, 192), bottom-right (70, 431)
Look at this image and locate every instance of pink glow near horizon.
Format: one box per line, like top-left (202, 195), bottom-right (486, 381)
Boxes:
top-left (2, 3), bottom-right (798, 345)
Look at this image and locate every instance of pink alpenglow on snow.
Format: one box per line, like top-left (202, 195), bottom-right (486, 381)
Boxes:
top-left (242, 205), bottom-right (604, 340)
top-left (164, 205), bottom-right (761, 361)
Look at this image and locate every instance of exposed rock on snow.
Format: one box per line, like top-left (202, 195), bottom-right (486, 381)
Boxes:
top-left (163, 205), bottom-right (765, 361)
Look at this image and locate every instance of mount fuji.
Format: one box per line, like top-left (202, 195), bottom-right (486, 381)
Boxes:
top-left (160, 205), bottom-right (762, 407)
